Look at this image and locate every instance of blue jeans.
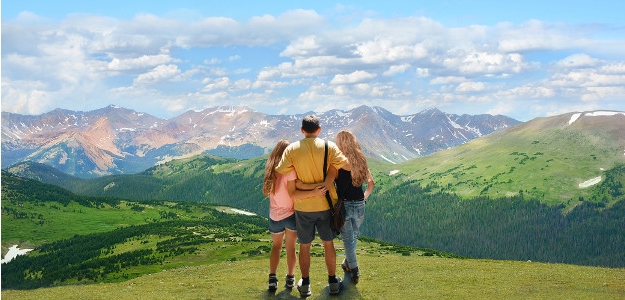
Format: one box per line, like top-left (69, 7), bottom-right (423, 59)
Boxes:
top-left (340, 200), bottom-right (365, 269)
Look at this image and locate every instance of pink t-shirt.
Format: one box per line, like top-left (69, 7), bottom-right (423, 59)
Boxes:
top-left (269, 170), bottom-right (297, 221)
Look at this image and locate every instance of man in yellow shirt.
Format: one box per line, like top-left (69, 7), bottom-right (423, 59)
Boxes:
top-left (275, 115), bottom-right (349, 297)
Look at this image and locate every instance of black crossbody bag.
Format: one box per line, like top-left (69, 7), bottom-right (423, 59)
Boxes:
top-left (324, 141), bottom-right (345, 232)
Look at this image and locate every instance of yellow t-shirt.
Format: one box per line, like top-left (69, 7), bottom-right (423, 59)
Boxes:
top-left (275, 137), bottom-right (348, 212)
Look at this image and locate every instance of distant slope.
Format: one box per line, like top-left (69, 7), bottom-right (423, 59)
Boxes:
top-left (7, 155), bottom-right (270, 216)
top-left (378, 111), bottom-right (625, 206)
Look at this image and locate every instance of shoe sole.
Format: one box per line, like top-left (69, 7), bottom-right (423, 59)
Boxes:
top-left (297, 286), bottom-right (311, 297)
top-left (329, 283), bottom-right (343, 295)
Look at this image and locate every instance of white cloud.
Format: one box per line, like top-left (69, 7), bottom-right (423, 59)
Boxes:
top-left (384, 64), bottom-right (411, 76)
top-left (330, 70), bottom-right (377, 84)
top-left (257, 69), bottom-right (281, 81)
top-left (202, 77), bottom-right (231, 92)
top-left (430, 76), bottom-right (466, 85)
top-left (416, 68), bottom-right (430, 78)
top-left (444, 51), bottom-right (527, 75)
top-left (133, 64), bottom-right (182, 85)
top-left (456, 81), bottom-right (486, 93)
top-left (496, 85), bottom-right (556, 99)
top-left (556, 53), bottom-right (599, 68)
top-left (107, 54), bottom-right (174, 71)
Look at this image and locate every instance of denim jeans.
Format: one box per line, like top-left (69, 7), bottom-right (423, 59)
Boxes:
top-left (340, 200), bottom-right (365, 269)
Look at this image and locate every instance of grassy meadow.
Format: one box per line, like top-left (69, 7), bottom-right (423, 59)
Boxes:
top-left (3, 247), bottom-right (624, 300)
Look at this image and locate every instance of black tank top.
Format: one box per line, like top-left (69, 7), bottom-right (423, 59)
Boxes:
top-left (335, 168), bottom-right (365, 201)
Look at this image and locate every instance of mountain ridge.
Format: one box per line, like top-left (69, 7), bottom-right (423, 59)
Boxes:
top-left (2, 105), bottom-right (521, 177)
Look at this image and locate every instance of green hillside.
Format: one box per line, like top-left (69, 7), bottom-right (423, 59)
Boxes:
top-left (374, 113), bottom-right (625, 207)
top-left (0, 171), bottom-right (454, 291)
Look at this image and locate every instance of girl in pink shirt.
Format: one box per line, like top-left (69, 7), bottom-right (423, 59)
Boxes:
top-left (263, 139), bottom-right (327, 292)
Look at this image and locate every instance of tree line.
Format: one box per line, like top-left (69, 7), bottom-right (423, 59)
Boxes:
top-left (363, 179), bottom-right (625, 268)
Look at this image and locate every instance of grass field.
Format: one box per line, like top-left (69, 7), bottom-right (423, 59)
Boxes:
top-left (3, 251), bottom-right (624, 300)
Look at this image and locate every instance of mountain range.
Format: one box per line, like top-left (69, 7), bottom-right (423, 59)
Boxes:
top-left (1, 105), bottom-right (521, 178)
top-left (3, 108), bottom-right (625, 269)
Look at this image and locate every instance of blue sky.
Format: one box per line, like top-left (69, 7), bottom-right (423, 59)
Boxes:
top-left (2, 0), bottom-right (625, 121)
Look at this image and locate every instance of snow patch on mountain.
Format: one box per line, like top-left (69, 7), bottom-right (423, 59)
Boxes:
top-left (402, 116), bottom-right (415, 122)
top-left (379, 154), bottom-right (396, 164)
top-left (447, 116), bottom-right (463, 129)
top-left (569, 111), bottom-right (625, 125)
top-left (579, 176), bottom-right (602, 188)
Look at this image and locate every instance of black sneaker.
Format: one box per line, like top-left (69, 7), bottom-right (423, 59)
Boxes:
top-left (297, 278), bottom-right (312, 297)
top-left (329, 277), bottom-right (343, 295)
top-left (268, 275), bottom-right (278, 292)
top-left (285, 275), bottom-right (295, 288)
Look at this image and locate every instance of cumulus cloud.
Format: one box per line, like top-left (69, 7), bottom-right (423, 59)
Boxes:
top-left (556, 53), bottom-right (599, 68)
top-left (134, 64), bottom-right (183, 85)
top-left (1, 8), bottom-right (623, 120)
top-left (430, 76), bottom-right (467, 85)
top-left (456, 81), bottom-right (486, 93)
top-left (108, 54), bottom-right (175, 71)
top-left (330, 70), bottom-right (377, 84)
top-left (384, 64), bottom-right (411, 76)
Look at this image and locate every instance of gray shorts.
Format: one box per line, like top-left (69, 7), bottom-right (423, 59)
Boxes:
top-left (295, 210), bottom-right (336, 244)
top-left (269, 214), bottom-right (297, 234)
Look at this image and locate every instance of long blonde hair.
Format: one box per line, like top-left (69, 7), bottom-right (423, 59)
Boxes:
top-left (336, 131), bottom-right (368, 186)
top-left (262, 139), bottom-right (290, 196)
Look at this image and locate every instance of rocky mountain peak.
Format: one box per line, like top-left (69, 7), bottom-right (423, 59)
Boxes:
top-left (2, 105), bottom-right (522, 177)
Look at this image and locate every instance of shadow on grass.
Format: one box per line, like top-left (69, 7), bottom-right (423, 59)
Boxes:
top-left (261, 271), bottom-right (362, 299)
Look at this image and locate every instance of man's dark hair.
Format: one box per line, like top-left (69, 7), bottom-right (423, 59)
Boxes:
top-left (301, 115), bottom-right (320, 133)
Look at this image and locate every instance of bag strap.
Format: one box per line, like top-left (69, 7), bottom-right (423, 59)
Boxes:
top-left (323, 140), bottom-right (334, 212)
top-left (323, 140), bottom-right (328, 179)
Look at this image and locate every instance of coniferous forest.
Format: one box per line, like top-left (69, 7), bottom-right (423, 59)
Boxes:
top-left (364, 181), bottom-right (624, 267)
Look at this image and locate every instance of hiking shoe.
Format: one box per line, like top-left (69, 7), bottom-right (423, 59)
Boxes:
top-left (341, 261), bottom-right (351, 273)
top-left (268, 275), bottom-right (278, 293)
top-left (285, 275), bottom-right (295, 288)
top-left (329, 277), bottom-right (343, 295)
top-left (297, 278), bottom-right (312, 297)
top-left (350, 267), bottom-right (360, 284)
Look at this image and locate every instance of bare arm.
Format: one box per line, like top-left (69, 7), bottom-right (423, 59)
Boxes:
top-left (322, 165), bottom-right (338, 190)
top-left (296, 180), bottom-right (321, 191)
top-left (363, 170), bottom-right (375, 200)
top-left (295, 165), bottom-right (338, 191)
top-left (288, 180), bottom-right (328, 200)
